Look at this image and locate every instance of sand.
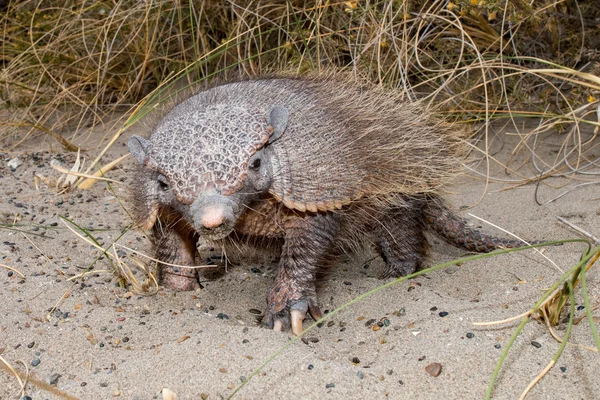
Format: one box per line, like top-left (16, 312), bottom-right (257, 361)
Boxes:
top-left (1, 121), bottom-right (599, 400)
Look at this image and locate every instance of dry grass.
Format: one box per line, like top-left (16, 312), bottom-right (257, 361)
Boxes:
top-left (1, 1), bottom-right (599, 192)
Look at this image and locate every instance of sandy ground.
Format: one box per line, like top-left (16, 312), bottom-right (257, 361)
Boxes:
top-left (0, 120), bottom-right (599, 400)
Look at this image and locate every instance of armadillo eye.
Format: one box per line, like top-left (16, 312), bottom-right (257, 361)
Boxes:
top-left (250, 158), bottom-right (261, 169)
top-left (157, 174), bottom-right (170, 191)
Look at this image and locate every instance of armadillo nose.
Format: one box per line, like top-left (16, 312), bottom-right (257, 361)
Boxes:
top-left (200, 206), bottom-right (225, 229)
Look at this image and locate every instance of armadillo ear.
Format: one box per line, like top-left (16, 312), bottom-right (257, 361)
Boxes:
top-left (267, 106), bottom-right (289, 143)
top-left (128, 135), bottom-right (150, 165)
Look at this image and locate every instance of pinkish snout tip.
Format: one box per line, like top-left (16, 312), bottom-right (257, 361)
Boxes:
top-left (201, 206), bottom-right (225, 229)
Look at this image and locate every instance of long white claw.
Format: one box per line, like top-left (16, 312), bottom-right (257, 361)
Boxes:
top-left (273, 320), bottom-right (284, 332)
top-left (291, 310), bottom-right (305, 336)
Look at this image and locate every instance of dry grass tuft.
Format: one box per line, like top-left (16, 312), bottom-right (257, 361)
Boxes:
top-left (1, 1), bottom-right (598, 194)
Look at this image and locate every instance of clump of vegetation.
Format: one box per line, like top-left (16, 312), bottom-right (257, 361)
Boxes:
top-left (1, 1), bottom-right (599, 150)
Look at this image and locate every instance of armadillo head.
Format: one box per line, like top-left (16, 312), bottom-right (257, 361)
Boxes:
top-left (128, 103), bottom-right (288, 241)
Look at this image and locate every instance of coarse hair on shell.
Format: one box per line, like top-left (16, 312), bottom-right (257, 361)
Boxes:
top-left (130, 70), bottom-right (470, 224)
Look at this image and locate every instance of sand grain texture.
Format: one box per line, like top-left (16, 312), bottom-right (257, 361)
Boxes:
top-left (1, 124), bottom-right (599, 400)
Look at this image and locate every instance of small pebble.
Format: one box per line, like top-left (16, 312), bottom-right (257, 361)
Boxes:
top-left (27, 342), bottom-right (35, 348)
top-left (445, 266), bottom-right (458, 274)
top-left (425, 362), bottom-right (442, 377)
top-left (248, 308), bottom-right (262, 315)
top-left (31, 358), bottom-right (40, 367)
top-left (383, 318), bottom-right (390, 327)
top-left (365, 318), bottom-right (376, 327)
top-left (216, 313), bottom-right (229, 320)
top-left (494, 343), bottom-right (501, 349)
top-left (100, 382), bottom-right (108, 387)
top-left (577, 305), bottom-right (585, 311)
top-left (357, 371), bottom-right (364, 379)
top-left (531, 341), bottom-right (542, 348)
top-left (466, 332), bottom-right (474, 339)
top-left (20, 397), bottom-right (32, 400)
top-left (7, 271), bottom-right (13, 277)
top-left (343, 281), bottom-right (352, 285)
top-left (307, 364), bottom-right (314, 370)
top-left (325, 383), bottom-right (335, 389)
top-left (250, 267), bottom-right (261, 274)
top-left (351, 357), bottom-right (360, 364)
top-left (8, 157), bottom-right (23, 170)
top-left (430, 306), bottom-right (437, 311)
top-left (49, 373), bottom-right (61, 385)
top-left (438, 311), bottom-right (448, 317)
top-left (560, 367), bottom-right (567, 373)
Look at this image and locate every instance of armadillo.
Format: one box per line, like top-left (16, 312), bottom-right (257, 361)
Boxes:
top-left (128, 74), bottom-right (538, 334)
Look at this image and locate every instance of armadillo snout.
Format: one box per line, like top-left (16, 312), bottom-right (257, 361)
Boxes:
top-left (190, 195), bottom-right (237, 239)
top-left (200, 206), bottom-right (226, 229)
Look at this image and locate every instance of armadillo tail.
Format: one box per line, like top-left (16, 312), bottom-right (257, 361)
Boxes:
top-left (423, 201), bottom-right (541, 253)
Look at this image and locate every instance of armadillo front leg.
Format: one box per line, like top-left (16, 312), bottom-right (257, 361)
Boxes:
top-left (153, 220), bottom-right (200, 291)
top-left (265, 212), bottom-right (340, 335)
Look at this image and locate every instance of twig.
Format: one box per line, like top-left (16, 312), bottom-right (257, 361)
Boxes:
top-left (541, 307), bottom-right (598, 352)
top-left (0, 355), bottom-right (24, 396)
top-left (115, 242), bottom-right (216, 270)
top-left (0, 263), bottom-right (25, 278)
top-left (0, 355), bottom-right (79, 399)
top-left (21, 232), bottom-right (53, 263)
top-left (46, 283), bottom-right (75, 321)
top-left (557, 216), bottom-right (600, 245)
top-left (573, 301), bottom-right (600, 325)
top-left (51, 162), bottom-right (123, 185)
top-left (519, 360), bottom-right (555, 400)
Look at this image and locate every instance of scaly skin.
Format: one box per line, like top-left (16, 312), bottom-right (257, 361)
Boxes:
top-left (264, 211), bottom-right (340, 334)
top-left (423, 203), bottom-right (533, 252)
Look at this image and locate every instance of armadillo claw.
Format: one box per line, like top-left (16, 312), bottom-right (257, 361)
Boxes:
top-left (264, 297), bottom-right (316, 335)
top-left (290, 309), bottom-right (305, 336)
top-left (273, 320), bottom-right (285, 332)
top-left (266, 298), bottom-right (324, 335)
top-left (307, 298), bottom-right (323, 322)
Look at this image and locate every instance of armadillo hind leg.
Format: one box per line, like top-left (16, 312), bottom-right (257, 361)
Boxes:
top-left (377, 205), bottom-right (429, 279)
top-left (153, 220), bottom-right (200, 291)
top-left (265, 212), bottom-right (340, 335)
